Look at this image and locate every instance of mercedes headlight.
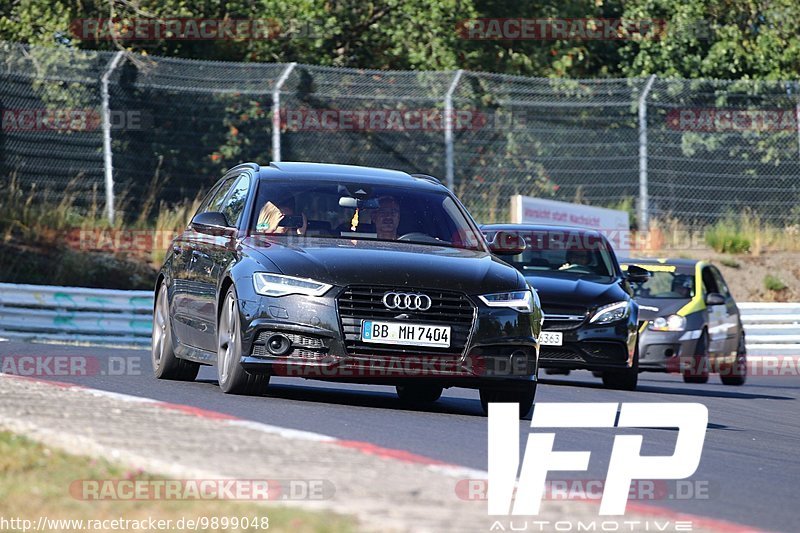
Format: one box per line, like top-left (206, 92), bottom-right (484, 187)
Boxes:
top-left (478, 290), bottom-right (534, 313)
top-left (649, 314), bottom-right (686, 332)
top-left (253, 273), bottom-right (332, 297)
top-left (589, 301), bottom-right (630, 324)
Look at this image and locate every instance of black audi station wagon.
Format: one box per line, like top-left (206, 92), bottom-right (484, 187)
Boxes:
top-left (153, 162), bottom-right (541, 416)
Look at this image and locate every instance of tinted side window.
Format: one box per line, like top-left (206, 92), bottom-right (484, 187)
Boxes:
top-left (222, 174), bottom-right (251, 226)
top-left (711, 267), bottom-right (730, 297)
top-left (193, 181), bottom-right (224, 219)
top-left (207, 178), bottom-right (236, 213)
top-left (701, 267), bottom-right (719, 294)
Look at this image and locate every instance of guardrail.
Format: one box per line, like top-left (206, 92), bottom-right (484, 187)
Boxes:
top-left (0, 283), bottom-right (153, 346)
top-left (0, 283), bottom-right (797, 354)
top-left (739, 303), bottom-right (800, 356)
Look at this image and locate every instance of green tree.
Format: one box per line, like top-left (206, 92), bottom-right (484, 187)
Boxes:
top-left (618, 0), bottom-right (800, 79)
top-left (0, 0), bottom-right (477, 70)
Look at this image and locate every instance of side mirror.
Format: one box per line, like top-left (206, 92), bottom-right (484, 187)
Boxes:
top-left (625, 264), bottom-right (651, 283)
top-left (706, 292), bottom-right (726, 306)
top-left (488, 230), bottom-right (527, 256)
top-left (191, 211), bottom-right (235, 236)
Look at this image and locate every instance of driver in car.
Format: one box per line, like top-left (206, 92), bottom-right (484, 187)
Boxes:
top-left (373, 196), bottom-right (401, 240)
top-left (672, 275), bottom-right (693, 298)
top-left (559, 248), bottom-right (595, 272)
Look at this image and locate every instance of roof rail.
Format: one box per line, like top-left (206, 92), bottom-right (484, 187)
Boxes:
top-left (410, 173), bottom-right (444, 186)
top-left (227, 162), bottom-right (260, 173)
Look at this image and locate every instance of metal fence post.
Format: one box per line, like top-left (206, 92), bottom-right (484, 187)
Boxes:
top-left (638, 75), bottom-right (657, 232)
top-left (444, 69), bottom-right (464, 190)
top-left (271, 62), bottom-right (297, 163)
top-left (100, 51), bottom-right (124, 225)
top-left (795, 82), bottom-right (800, 159)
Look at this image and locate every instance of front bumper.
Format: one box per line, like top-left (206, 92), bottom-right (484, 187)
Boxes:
top-left (638, 328), bottom-right (702, 371)
top-left (236, 287), bottom-right (539, 388)
top-left (537, 318), bottom-right (638, 371)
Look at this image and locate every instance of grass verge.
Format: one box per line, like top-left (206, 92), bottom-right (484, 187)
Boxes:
top-left (650, 213), bottom-right (800, 254)
top-left (0, 431), bottom-right (356, 532)
top-left (0, 178), bottom-right (199, 289)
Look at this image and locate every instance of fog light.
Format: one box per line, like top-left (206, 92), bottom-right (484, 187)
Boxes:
top-left (266, 334), bottom-right (292, 356)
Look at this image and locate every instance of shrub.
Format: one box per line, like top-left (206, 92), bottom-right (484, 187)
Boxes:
top-left (764, 274), bottom-right (787, 292)
top-left (719, 257), bottom-right (741, 268)
top-left (705, 219), bottom-right (751, 254)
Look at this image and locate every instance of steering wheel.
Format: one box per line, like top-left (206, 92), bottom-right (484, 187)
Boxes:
top-left (397, 232), bottom-right (440, 243)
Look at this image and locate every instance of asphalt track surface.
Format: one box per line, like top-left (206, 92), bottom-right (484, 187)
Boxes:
top-left (1, 339), bottom-right (797, 532)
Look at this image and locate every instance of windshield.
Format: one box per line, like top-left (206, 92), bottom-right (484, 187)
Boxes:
top-left (626, 266), bottom-right (696, 299)
top-left (487, 229), bottom-right (617, 279)
top-left (250, 180), bottom-right (485, 251)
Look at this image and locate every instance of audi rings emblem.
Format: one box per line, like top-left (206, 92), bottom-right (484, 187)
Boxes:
top-left (382, 292), bottom-right (432, 311)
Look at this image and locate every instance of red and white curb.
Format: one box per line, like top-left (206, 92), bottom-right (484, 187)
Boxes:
top-left (0, 373), bottom-right (766, 533)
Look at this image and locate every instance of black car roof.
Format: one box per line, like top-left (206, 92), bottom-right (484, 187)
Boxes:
top-left (481, 223), bottom-right (607, 237)
top-left (255, 162), bottom-right (445, 191)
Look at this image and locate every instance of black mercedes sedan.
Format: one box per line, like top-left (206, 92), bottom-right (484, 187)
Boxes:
top-left (152, 162), bottom-right (541, 416)
top-left (481, 224), bottom-right (649, 390)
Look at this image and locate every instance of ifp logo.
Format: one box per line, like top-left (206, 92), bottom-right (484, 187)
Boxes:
top-left (488, 402), bottom-right (708, 515)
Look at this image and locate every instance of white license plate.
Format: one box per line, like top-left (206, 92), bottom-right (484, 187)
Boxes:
top-left (540, 331), bottom-right (563, 346)
top-left (361, 320), bottom-right (451, 348)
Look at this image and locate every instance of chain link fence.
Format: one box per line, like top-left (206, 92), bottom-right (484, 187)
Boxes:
top-left (3, 40), bottom-right (800, 227)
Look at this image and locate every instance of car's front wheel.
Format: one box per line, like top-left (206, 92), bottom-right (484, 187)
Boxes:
top-left (720, 332), bottom-right (747, 386)
top-left (152, 283), bottom-right (200, 381)
top-left (601, 367), bottom-right (638, 390)
top-left (602, 344), bottom-right (639, 391)
top-left (683, 330), bottom-right (710, 384)
top-left (479, 382), bottom-right (536, 418)
top-left (217, 287), bottom-right (269, 395)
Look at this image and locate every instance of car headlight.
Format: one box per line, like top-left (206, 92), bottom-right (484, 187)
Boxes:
top-left (589, 301), bottom-right (630, 324)
top-left (253, 273), bottom-right (332, 297)
top-left (478, 290), bottom-right (534, 313)
top-left (649, 314), bottom-right (686, 332)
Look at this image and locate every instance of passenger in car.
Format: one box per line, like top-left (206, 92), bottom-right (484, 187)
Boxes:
top-left (257, 197), bottom-right (307, 235)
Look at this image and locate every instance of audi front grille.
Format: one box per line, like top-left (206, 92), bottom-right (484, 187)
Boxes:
top-left (336, 286), bottom-right (476, 358)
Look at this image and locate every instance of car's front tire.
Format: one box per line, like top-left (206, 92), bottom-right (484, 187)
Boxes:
top-left (602, 344), bottom-right (639, 391)
top-left (217, 287), bottom-right (269, 395)
top-left (152, 283), bottom-right (200, 381)
top-left (479, 382), bottom-right (536, 418)
top-left (683, 330), bottom-right (710, 384)
top-left (720, 332), bottom-right (747, 386)
top-left (601, 367), bottom-right (638, 390)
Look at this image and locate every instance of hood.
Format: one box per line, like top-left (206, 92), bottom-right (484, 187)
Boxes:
top-left (524, 273), bottom-right (628, 308)
top-left (241, 236), bottom-right (524, 294)
top-left (633, 297), bottom-right (692, 321)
